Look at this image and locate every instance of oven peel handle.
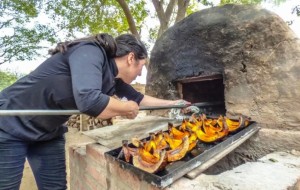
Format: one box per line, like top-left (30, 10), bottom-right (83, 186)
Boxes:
top-left (0, 102), bottom-right (223, 116)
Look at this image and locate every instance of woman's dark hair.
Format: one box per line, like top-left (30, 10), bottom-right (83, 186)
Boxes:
top-left (48, 33), bottom-right (117, 57)
top-left (115, 34), bottom-right (148, 60)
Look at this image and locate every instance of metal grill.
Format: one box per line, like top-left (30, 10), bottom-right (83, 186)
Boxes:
top-left (105, 121), bottom-right (260, 188)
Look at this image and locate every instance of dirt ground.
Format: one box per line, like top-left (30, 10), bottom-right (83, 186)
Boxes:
top-left (20, 127), bottom-right (95, 190)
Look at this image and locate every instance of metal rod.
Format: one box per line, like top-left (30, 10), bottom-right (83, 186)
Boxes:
top-left (192, 101), bottom-right (223, 107)
top-left (0, 102), bottom-right (223, 116)
top-left (139, 101), bottom-right (223, 110)
top-left (0, 110), bottom-right (81, 116)
top-left (139, 105), bottom-right (186, 110)
top-left (0, 106), bottom-right (185, 116)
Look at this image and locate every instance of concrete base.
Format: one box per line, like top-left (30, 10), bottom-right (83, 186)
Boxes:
top-left (167, 151), bottom-right (300, 190)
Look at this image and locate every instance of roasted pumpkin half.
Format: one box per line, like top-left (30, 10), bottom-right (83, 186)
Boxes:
top-left (119, 114), bottom-right (251, 173)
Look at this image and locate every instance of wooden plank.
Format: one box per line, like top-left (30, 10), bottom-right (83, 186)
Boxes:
top-left (83, 116), bottom-right (181, 149)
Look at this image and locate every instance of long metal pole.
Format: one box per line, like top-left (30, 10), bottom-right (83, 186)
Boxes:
top-left (0, 102), bottom-right (223, 116)
top-left (0, 110), bottom-right (81, 116)
top-left (0, 106), bottom-right (186, 116)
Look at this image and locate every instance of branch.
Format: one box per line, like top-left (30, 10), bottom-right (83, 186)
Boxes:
top-left (0, 17), bottom-right (15, 29)
top-left (165, 0), bottom-right (176, 23)
top-left (153, 0), bottom-right (177, 37)
top-left (152, 0), bottom-right (167, 27)
top-left (292, 5), bottom-right (300, 16)
top-left (175, 0), bottom-right (190, 23)
top-left (116, 0), bottom-right (140, 39)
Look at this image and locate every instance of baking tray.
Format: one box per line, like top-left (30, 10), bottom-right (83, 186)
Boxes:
top-left (104, 122), bottom-right (260, 188)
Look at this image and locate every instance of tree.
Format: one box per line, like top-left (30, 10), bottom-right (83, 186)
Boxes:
top-left (152, 0), bottom-right (193, 38)
top-left (0, 0), bottom-right (147, 65)
top-left (292, 5), bottom-right (300, 16)
top-left (0, 0), bottom-right (297, 66)
top-left (0, 0), bottom-right (200, 65)
top-left (0, 0), bottom-right (57, 64)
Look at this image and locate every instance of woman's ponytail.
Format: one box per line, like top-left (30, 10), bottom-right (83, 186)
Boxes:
top-left (48, 33), bottom-right (117, 58)
top-left (95, 33), bottom-right (117, 58)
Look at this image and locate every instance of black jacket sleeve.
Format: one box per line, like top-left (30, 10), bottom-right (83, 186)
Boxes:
top-left (114, 79), bottom-right (144, 105)
top-left (68, 44), bottom-right (110, 117)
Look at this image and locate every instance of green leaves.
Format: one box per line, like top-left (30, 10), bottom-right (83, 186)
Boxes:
top-left (0, 71), bottom-right (18, 91)
top-left (0, 0), bottom-right (54, 64)
top-left (43, 0), bottom-right (147, 38)
top-left (0, 0), bottom-right (150, 65)
top-left (0, 25), bottom-right (56, 64)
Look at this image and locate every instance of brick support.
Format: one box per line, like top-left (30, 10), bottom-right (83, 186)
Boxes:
top-left (69, 143), bottom-right (166, 190)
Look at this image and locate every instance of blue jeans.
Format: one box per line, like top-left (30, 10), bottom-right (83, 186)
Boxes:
top-left (0, 130), bottom-right (67, 190)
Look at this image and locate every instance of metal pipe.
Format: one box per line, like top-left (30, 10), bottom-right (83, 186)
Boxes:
top-left (0, 105), bottom-right (185, 116)
top-left (0, 110), bottom-right (81, 116)
top-left (0, 102), bottom-right (223, 116)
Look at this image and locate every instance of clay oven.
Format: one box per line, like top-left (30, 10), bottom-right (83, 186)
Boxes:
top-left (146, 4), bottom-right (300, 130)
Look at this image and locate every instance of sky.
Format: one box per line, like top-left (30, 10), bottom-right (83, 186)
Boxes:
top-left (0, 0), bottom-right (299, 84)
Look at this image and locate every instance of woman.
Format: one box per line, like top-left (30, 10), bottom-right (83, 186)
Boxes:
top-left (0, 33), bottom-right (188, 190)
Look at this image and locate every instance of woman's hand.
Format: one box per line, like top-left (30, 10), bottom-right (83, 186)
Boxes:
top-left (171, 99), bottom-right (191, 106)
top-left (97, 98), bottom-right (139, 119)
top-left (122, 100), bottom-right (139, 119)
top-left (140, 95), bottom-right (191, 107)
top-left (172, 100), bottom-right (201, 114)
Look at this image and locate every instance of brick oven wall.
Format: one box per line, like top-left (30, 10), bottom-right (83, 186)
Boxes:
top-left (69, 143), bottom-right (162, 190)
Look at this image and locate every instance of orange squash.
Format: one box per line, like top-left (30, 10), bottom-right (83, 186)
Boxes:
top-left (133, 150), bottom-right (166, 173)
top-left (166, 136), bottom-right (189, 162)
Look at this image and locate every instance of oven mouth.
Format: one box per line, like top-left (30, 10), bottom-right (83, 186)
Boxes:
top-left (175, 74), bottom-right (226, 116)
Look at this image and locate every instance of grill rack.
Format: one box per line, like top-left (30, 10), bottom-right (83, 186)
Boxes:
top-left (105, 121), bottom-right (260, 188)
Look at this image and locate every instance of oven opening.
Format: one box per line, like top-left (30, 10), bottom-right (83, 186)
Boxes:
top-left (176, 74), bottom-right (226, 116)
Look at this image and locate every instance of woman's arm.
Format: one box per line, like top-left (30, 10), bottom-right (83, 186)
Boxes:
top-left (97, 97), bottom-right (139, 119)
top-left (139, 95), bottom-right (190, 107)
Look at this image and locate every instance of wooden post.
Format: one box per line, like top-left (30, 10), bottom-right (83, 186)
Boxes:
top-left (80, 114), bottom-right (83, 132)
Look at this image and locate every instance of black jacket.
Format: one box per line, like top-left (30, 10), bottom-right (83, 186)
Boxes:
top-left (0, 42), bottom-right (144, 141)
